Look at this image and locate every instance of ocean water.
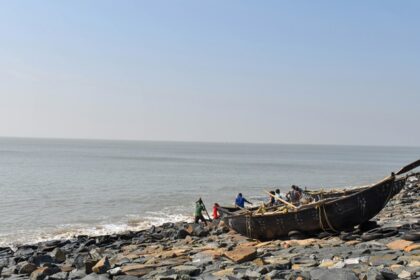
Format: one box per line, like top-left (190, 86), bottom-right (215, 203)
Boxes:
top-left (0, 137), bottom-right (419, 246)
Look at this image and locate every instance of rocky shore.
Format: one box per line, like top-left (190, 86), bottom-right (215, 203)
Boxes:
top-left (1, 176), bottom-right (419, 280)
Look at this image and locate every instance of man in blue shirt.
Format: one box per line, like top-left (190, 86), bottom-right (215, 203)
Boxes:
top-left (235, 193), bottom-right (252, 208)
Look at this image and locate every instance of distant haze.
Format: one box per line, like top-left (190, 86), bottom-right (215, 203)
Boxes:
top-left (0, 1), bottom-right (419, 146)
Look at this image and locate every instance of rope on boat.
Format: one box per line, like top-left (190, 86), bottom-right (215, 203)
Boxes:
top-left (317, 204), bottom-right (338, 233)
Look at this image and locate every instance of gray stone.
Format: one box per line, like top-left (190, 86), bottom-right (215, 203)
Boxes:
top-left (244, 269), bottom-right (260, 279)
top-left (309, 268), bottom-right (358, 280)
top-left (1, 266), bottom-right (16, 278)
top-left (80, 273), bottom-right (109, 280)
top-left (397, 270), bottom-right (412, 279)
top-left (265, 269), bottom-right (289, 280)
top-left (50, 248), bottom-right (66, 263)
top-left (88, 249), bottom-right (103, 262)
top-left (107, 267), bottom-right (121, 276)
top-left (191, 252), bottom-right (213, 266)
top-left (15, 246), bottom-right (36, 258)
top-left (113, 276), bottom-right (140, 280)
top-left (68, 269), bottom-right (87, 280)
top-left (172, 265), bottom-right (200, 276)
top-left (72, 255), bottom-right (86, 270)
top-left (363, 269), bottom-right (385, 280)
top-left (49, 272), bottom-right (69, 280)
top-left (369, 255), bottom-right (398, 266)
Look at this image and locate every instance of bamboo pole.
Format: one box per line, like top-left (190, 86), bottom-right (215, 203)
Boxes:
top-left (264, 190), bottom-right (298, 210)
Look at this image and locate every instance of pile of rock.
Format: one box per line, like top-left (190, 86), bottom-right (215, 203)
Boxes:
top-left (0, 177), bottom-right (418, 280)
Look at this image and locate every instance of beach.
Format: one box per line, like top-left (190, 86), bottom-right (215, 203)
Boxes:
top-left (0, 174), bottom-right (418, 280)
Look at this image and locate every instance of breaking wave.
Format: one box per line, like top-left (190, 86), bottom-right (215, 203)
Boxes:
top-left (0, 209), bottom-right (192, 248)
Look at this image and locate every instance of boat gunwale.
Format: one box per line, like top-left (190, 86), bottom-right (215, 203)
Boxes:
top-left (224, 174), bottom-right (396, 219)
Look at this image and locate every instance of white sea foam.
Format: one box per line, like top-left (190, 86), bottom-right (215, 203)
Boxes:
top-left (0, 210), bottom-right (192, 248)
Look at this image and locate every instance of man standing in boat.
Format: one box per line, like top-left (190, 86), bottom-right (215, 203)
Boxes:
top-left (275, 189), bottom-right (288, 205)
top-left (235, 193), bottom-right (253, 208)
top-left (287, 185), bottom-right (302, 205)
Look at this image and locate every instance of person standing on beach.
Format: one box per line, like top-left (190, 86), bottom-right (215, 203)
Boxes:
top-left (212, 203), bottom-right (220, 219)
top-left (194, 199), bottom-right (208, 225)
top-left (235, 193), bottom-right (252, 208)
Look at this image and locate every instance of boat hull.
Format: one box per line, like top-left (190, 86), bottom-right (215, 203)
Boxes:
top-left (222, 176), bottom-right (405, 240)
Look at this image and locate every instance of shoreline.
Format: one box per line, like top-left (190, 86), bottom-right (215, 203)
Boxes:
top-left (0, 178), bottom-right (418, 280)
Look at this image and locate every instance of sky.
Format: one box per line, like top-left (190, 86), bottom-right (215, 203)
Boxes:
top-left (0, 1), bottom-right (419, 146)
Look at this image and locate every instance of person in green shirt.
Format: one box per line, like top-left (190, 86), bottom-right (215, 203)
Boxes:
top-left (194, 198), bottom-right (208, 225)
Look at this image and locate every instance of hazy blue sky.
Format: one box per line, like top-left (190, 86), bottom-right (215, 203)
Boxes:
top-left (0, 1), bottom-right (419, 146)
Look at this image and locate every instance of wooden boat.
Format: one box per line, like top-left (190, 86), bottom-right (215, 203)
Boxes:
top-left (221, 159), bottom-right (420, 240)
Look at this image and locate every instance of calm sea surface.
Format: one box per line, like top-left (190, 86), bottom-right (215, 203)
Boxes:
top-left (0, 138), bottom-right (419, 246)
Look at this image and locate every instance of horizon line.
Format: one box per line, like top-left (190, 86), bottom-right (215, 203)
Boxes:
top-left (1, 135), bottom-right (419, 149)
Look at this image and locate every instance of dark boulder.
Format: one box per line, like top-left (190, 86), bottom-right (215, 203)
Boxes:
top-left (29, 255), bottom-right (55, 266)
top-left (176, 229), bottom-right (190, 239)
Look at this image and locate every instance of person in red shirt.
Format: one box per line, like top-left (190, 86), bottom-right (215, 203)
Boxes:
top-left (212, 203), bottom-right (220, 219)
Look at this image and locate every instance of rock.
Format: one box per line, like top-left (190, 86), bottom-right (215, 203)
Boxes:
top-left (172, 265), bottom-right (200, 276)
top-left (0, 266), bottom-right (16, 278)
top-left (30, 255), bottom-right (55, 266)
top-left (30, 267), bottom-right (61, 280)
top-left (80, 273), bottom-right (110, 280)
top-left (252, 258), bottom-right (267, 266)
top-left (191, 252), bottom-right (215, 266)
top-left (244, 269), bottom-right (261, 279)
top-left (404, 243), bottom-right (420, 252)
top-left (15, 246), bottom-right (36, 258)
top-left (389, 264), bottom-right (404, 274)
top-left (212, 268), bottom-right (235, 277)
top-left (121, 264), bottom-right (156, 277)
top-left (290, 257), bottom-right (318, 268)
top-left (50, 248), bottom-right (66, 263)
top-left (309, 268), bottom-right (358, 280)
top-left (318, 260), bottom-right (337, 268)
top-left (155, 276), bottom-right (178, 280)
top-left (73, 254), bottom-right (86, 269)
top-left (68, 269), bottom-right (87, 280)
top-left (85, 259), bottom-right (97, 274)
top-left (408, 260), bottom-right (420, 267)
top-left (361, 269), bottom-right (385, 280)
top-left (380, 269), bottom-right (398, 280)
top-left (92, 257), bottom-right (110, 274)
top-left (369, 254), bottom-right (398, 266)
top-left (192, 226), bottom-right (209, 237)
top-left (386, 240), bottom-right (413, 250)
top-left (224, 247), bottom-right (257, 263)
top-left (264, 270), bottom-right (289, 280)
top-left (397, 270), bottom-right (412, 279)
top-left (176, 229), bottom-right (190, 239)
top-left (18, 262), bottom-right (38, 275)
top-left (89, 249), bottom-right (104, 261)
top-left (113, 276), bottom-right (141, 280)
top-left (107, 267), bottom-right (121, 276)
top-left (263, 257), bottom-right (291, 269)
top-left (49, 272), bottom-right (69, 280)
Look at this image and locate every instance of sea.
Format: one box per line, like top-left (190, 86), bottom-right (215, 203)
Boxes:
top-left (0, 137), bottom-right (419, 247)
